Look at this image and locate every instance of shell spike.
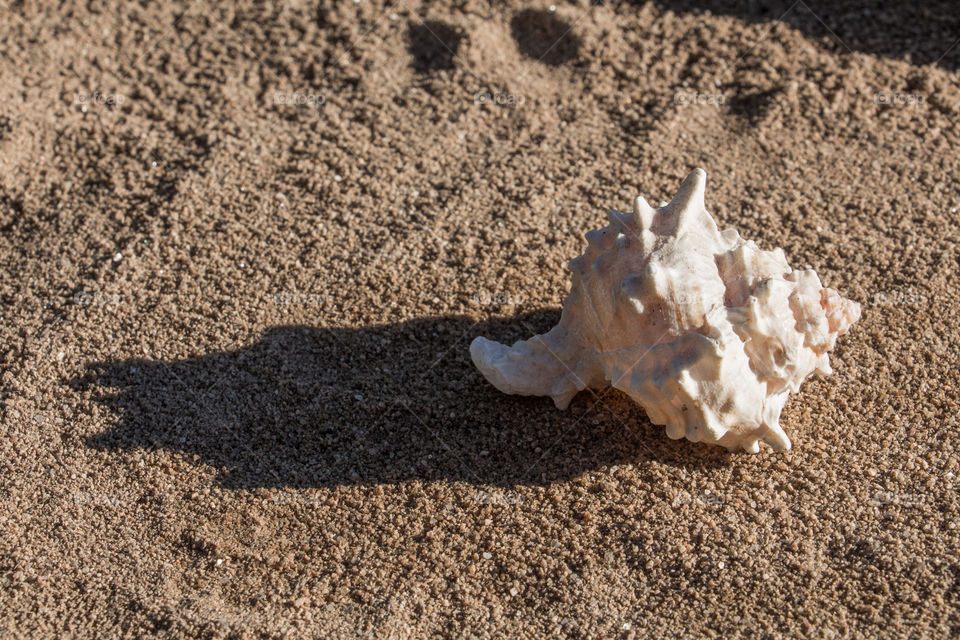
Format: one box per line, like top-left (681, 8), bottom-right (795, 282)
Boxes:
top-left (665, 168), bottom-right (707, 231)
top-left (761, 423), bottom-right (791, 451)
top-left (633, 196), bottom-right (655, 230)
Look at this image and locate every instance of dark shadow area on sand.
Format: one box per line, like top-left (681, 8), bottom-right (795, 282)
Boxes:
top-left (74, 311), bottom-right (730, 489)
top-left (407, 20), bottom-right (465, 72)
top-left (510, 9), bottom-right (582, 65)
top-left (650, 0), bottom-right (960, 70)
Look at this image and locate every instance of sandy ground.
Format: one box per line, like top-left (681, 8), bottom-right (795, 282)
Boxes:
top-left (1, 0), bottom-right (959, 637)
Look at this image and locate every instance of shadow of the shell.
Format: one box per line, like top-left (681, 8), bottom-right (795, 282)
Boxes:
top-left (73, 311), bottom-right (730, 490)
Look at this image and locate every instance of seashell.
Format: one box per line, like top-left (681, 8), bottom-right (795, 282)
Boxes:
top-left (470, 169), bottom-right (860, 453)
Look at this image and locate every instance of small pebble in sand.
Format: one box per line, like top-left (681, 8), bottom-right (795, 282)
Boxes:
top-left (113, 252), bottom-right (122, 262)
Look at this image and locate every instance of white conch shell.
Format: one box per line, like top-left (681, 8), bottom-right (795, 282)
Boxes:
top-left (470, 169), bottom-right (860, 453)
